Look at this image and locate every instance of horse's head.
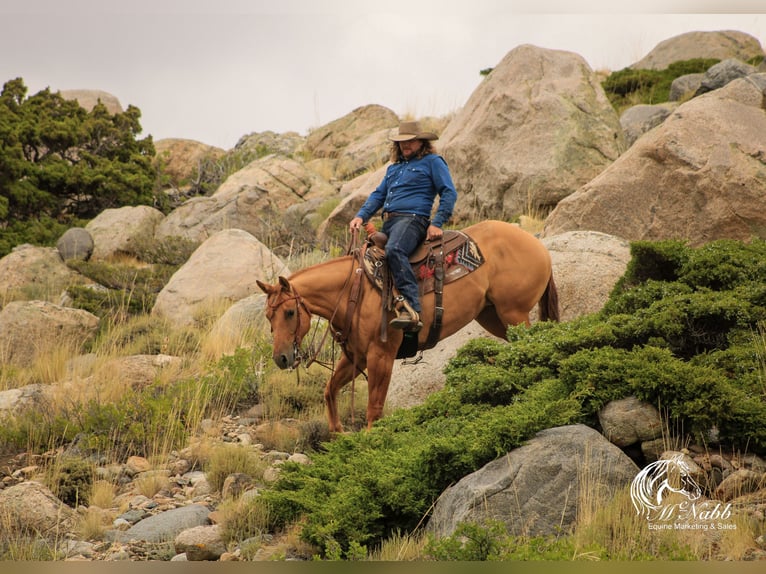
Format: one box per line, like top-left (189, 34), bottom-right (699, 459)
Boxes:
top-left (256, 276), bottom-right (312, 370)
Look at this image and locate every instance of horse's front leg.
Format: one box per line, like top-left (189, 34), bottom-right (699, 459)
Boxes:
top-left (365, 344), bottom-right (396, 429)
top-left (324, 353), bottom-right (360, 433)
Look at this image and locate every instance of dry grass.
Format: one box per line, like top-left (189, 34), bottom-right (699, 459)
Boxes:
top-left (367, 529), bottom-right (428, 561)
top-left (133, 471), bottom-right (171, 498)
top-left (89, 480), bottom-right (117, 509)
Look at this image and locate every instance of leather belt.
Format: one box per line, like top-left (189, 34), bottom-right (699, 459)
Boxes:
top-left (382, 212), bottom-right (425, 221)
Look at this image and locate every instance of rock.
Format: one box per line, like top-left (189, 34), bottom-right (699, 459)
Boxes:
top-left (0, 384), bottom-right (47, 414)
top-left (537, 231), bottom-right (631, 322)
top-left (0, 244), bottom-right (85, 301)
top-left (0, 481), bottom-right (76, 535)
top-left (543, 76), bottom-right (766, 246)
top-left (317, 164), bottom-right (388, 243)
top-left (174, 524), bottom-right (226, 561)
top-left (598, 396), bottom-right (663, 447)
top-left (630, 30), bottom-right (764, 70)
top-left (155, 154), bottom-right (336, 245)
top-left (221, 473), bottom-right (254, 499)
top-left (619, 104), bottom-right (674, 147)
top-left (694, 58), bottom-right (758, 96)
top-left (714, 469), bottom-right (766, 501)
top-left (151, 229), bottom-right (289, 328)
top-left (0, 300), bottom-right (100, 367)
top-left (669, 73), bottom-right (705, 101)
top-left (59, 89), bottom-right (123, 114)
top-left (235, 130), bottom-right (305, 157)
top-left (387, 321), bottom-right (502, 411)
top-left (440, 44), bottom-right (625, 222)
top-left (56, 227), bottom-right (94, 261)
top-left (305, 104), bottom-right (398, 160)
top-left (427, 424), bottom-right (638, 538)
top-left (206, 293), bottom-right (269, 350)
top-left (287, 453), bottom-right (311, 465)
top-left (85, 205), bottom-right (165, 260)
top-left (116, 504), bottom-right (210, 543)
top-left (154, 138), bottom-right (226, 190)
top-left (125, 456), bottom-right (152, 476)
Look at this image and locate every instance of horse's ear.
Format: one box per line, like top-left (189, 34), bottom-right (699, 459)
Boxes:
top-left (278, 276), bottom-right (292, 293)
top-left (256, 279), bottom-right (273, 294)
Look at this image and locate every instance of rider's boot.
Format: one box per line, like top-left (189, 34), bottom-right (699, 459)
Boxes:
top-left (390, 296), bottom-right (423, 332)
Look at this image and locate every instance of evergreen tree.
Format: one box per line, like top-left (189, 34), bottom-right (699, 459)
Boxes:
top-left (0, 78), bottom-right (158, 256)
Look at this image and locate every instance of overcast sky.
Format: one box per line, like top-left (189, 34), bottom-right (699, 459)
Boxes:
top-left (1, 0), bottom-right (764, 150)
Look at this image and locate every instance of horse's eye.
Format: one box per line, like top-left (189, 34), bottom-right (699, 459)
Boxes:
top-left (285, 309), bottom-right (295, 319)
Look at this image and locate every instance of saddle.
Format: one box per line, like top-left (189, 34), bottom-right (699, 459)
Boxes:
top-left (360, 230), bottom-right (485, 355)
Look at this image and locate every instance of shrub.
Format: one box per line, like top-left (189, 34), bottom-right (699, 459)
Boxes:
top-left (601, 58), bottom-right (719, 111)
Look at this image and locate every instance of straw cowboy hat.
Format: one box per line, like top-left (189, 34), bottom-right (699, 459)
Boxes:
top-left (389, 120), bottom-right (439, 142)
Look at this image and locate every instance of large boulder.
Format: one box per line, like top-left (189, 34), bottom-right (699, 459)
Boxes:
top-left (155, 154), bottom-right (337, 245)
top-left (0, 301), bottom-right (100, 367)
top-left (59, 89), bottom-right (123, 114)
top-left (154, 138), bottom-right (226, 190)
top-left (630, 30), bottom-right (764, 70)
top-left (694, 58), bottom-right (759, 96)
top-left (0, 244), bottom-right (85, 301)
top-left (440, 44), bottom-right (625, 222)
top-left (0, 481), bottom-right (77, 535)
top-left (205, 293), bottom-right (269, 357)
top-left (235, 130), bottom-right (305, 157)
top-left (85, 205), bottom-right (165, 260)
top-left (151, 229), bottom-right (289, 327)
top-left (427, 425), bottom-right (639, 538)
top-left (56, 227), bottom-right (94, 262)
top-left (537, 231), bottom-right (631, 322)
top-left (387, 321), bottom-right (503, 411)
top-left (542, 76), bottom-right (766, 246)
top-left (305, 104), bottom-right (398, 159)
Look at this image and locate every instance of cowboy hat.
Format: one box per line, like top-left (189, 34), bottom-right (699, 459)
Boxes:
top-left (389, 120), bottom-right (438, 142)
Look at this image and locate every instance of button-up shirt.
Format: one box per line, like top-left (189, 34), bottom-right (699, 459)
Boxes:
top-left (354, 154), bottom-right (458, 228)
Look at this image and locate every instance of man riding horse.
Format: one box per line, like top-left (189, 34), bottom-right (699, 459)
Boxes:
top-left (349, 120), bottom-right (458, 332)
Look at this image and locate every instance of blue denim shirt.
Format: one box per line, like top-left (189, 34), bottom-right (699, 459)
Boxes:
top-left (354, 154), bottom-right (457, 228)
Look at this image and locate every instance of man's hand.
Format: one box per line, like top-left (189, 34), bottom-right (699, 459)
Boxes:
top-left (426, 225), bottom-right (443, 241)
top-left (349, 217), bottom-right (363, 232)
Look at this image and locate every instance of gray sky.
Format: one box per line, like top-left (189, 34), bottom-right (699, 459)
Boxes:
top-left (1, 0), bottom-right (764, 149)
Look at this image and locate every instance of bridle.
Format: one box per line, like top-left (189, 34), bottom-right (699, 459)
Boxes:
top-left (266, 289), bottom-right (312, 368)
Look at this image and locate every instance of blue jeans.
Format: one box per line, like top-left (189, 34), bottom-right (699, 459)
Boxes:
top-left (382, 214), bottom-right (428, 312)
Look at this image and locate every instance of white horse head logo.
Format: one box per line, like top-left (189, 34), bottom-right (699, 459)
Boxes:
top-left (630, 454), bottom-right (703, 519)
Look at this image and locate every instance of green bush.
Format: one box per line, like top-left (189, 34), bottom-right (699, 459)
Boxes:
top-left (601, 58), bottom-right (720, 110)
top-left (45, 456), bottom-right (94, 507)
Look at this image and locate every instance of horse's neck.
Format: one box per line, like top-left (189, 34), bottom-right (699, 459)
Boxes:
top-left (290, 258), bottom-right (355, 320)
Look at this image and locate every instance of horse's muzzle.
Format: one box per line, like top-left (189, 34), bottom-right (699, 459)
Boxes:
top-left (273, 346), bottom-right (300, 370)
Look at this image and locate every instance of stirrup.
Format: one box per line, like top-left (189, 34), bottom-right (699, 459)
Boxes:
top-left (390, 296), bottom-right (423, 332)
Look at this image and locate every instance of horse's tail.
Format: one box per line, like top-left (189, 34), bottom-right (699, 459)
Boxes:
top-left (538, 273), bottom-right (560, 322)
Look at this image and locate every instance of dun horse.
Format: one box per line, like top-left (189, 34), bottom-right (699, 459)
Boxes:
top-left (257, 219), bottom-right (558, 433)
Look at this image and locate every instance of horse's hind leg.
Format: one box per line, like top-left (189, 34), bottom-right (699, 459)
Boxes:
top-left (475, 306), bottom-right (510, 338)
top-left (476, 304), bottom-right (530, 338)
top-left (324, 353), bottom-right (360, 433)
